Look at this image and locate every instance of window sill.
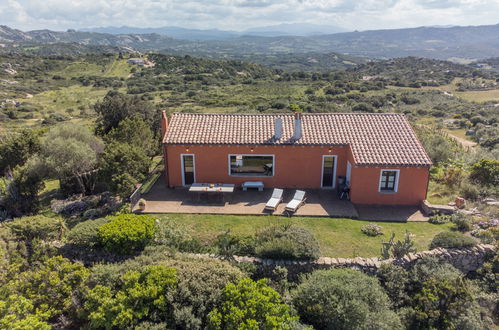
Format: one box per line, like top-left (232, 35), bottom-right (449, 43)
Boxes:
top-left (230, 174), bottom-right (273, 178)
top-left (378, 190), bottom-right (397, 194)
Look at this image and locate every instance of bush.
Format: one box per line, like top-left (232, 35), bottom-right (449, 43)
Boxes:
top-left (84, 265), bottom-right (177, 329)
top-left (208, 278), bottom-right (298, 329)
top-left (429, 231), bottom-right (477, 249)
top-left (469, 159), bottom-right (499, 186)
top-left (429, 214), bottom-right (451, 224)
top-left (451, 212), bottom-right (473, 232)
top-left (67, 218), bottom-right (110, 247)
top-left (361, 223), bottom-right (383, 236)
top-left (214, 231), bottom-right (256, 257)
top-left (89, 251), bottom-right (244, 329)
top-left (292, 269), bottom-right (401, 329)
top-left (98, 214), bottom-right (155, 254)
top-left (254, 225), bottom-right (320, 260)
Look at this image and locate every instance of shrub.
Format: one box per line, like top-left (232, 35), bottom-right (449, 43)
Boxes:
top-left (208, 278), bottom-right (298, 329)
top-left (98, 214), bottom-right (155, 254)
top-left (153, 219), bottom-right (206, 253)
top-left (376, 264), bottom-right (409, 308)
top-left (292, 269), bottom-right (401, 329)
top-left (214, 231), bottom-right (256, 258)
top-left (1, 256), bottom-right (89, 324)
top-left (361, 223), bottom-right (383, 236)
top-left (469, 159), bottom-right (499, 186)
top-left (429, 214), bottom-right (451, 224)
top-left (430, 231), bottom-right (477, 249)
top-left (254, 225), bottom-right (320, 260)
top-left (67, 218), bottom-right (110, 247)
top-left (381, 232), bottom-right (416, 259)
top-left (451, 212), bottom-right (473, 232)
top-left (84, 265), bottom-right (177, 329)
top-left (89, 252), bottom-right (244, 329)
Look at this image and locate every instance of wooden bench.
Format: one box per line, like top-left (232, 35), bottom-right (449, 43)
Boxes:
top-left (242, 181), bottom-right (264, 191)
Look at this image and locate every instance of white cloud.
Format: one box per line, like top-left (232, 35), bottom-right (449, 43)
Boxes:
top-left (0, 0), bottom-right (497, 31)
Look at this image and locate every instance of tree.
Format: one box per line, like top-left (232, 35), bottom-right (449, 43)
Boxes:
top-left (0, 163), bottom-right (45, 217)
top-left (0, 129), bottom-right (41, 175)
top-left (94, 91), bottom-right (158, 135)
top-left (105, 116), bottom-right (157, 158)
top-left (292, 269), bottom-right (401, 329)
top-left (39, 123), bottom-right (104, 194)
top-left (98, 142), bottom-right (150, 198)
top-left (84, 265), bottom-right (177, 329)
top-left (207, 278), bottom-right (298, 330)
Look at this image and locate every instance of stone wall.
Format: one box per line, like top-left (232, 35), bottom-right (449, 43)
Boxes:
top-left (184, 244), bottom-right (496, 279)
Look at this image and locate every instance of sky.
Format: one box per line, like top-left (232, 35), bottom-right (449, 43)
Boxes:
top-left (1, 0), bottom-right (498, 32)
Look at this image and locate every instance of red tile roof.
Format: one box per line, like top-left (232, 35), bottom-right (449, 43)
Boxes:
top-left (163, 113), bottom-right (432, 166)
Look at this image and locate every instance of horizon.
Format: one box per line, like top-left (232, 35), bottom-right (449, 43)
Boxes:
top-left (1, 0), bottom-right (498, 32)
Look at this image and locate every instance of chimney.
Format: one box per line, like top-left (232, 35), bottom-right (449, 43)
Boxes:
top-left (274, 118), bottom-right (283, 140)
top-left (160, 111), bottom-right (169, 139)
top-left (293, 112), bottom-right (302, 140)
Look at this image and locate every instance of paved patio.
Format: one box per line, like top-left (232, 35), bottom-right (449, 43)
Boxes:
top-left (135, 175), bottom-right (428, 221)
top-left (135, 176), bottom-right (359, 218)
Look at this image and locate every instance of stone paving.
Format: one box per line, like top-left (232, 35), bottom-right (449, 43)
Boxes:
top-left (135, 176), bottom-right (359, 218)
top-left (135, 175), bottom-right (428, 221)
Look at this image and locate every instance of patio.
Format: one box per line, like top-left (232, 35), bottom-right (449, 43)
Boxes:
top-left (134, 175), bottom-right (359, 218)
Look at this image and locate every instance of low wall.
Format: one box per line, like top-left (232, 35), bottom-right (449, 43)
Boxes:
top-left (184, 244), bottom-right (496, 278)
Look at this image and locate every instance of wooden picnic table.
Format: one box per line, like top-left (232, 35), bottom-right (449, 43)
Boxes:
top-left (189, 183), bottom-right (235, 202)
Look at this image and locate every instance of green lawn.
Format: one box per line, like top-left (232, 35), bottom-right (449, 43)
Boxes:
top-left (155, 214), bottom-right (453, 258)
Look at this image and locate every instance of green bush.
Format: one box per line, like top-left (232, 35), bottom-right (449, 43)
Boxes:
top-left (214, 231), bottom-right (256, 257)
top-left (84, 265), bottom-right (177, 329)
top-left (469, 159), bottom-right (499, 186)
top-left (428, 214), bottom-right (451, 224)
top-left (98, 214), bottom-right (155, 254)
top-left (292, 269), bottom-right (401, 329)
top-left (361, 223), bottom-right (383, 236)
top-left (208, 278), bottom-right (298, 329)
top-left (429, 231), bottom-right (477, 249)
top-left (67, 218), bottom-right (110, 247)
top-left (254, 225), bottom-right (320, 260)
top-left (89, 250), bottom-right (244, 329)
top-left (451, 212), bottom-right (473, 232)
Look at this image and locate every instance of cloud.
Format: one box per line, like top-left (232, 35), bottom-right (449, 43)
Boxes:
top-left (0, 0), bottom-right (497, 32)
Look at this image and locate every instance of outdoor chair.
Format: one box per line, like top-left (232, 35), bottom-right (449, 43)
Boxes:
top-left (264, 188), bottom-right (284, 211)
top-left (284, 190), bottom-right (306, 214)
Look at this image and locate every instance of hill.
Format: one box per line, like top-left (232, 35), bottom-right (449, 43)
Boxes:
top-left (1, 24), bottom-right (499, 60)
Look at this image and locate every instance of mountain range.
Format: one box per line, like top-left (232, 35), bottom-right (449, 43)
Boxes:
top-left (1, 23), bottom-right (498, 60)
top-left (80, 23), bottom-right (347, 40)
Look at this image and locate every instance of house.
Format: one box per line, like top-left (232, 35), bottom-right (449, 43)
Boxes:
top-left (161, 112), bottom-right (432, 206)
top-left (127, 58), bottom-right (145, 65)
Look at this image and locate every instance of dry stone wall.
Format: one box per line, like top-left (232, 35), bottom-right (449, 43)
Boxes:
top-left (184, 244), bottom-right (496, 277)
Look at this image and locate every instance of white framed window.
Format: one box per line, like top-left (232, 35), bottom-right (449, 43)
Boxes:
top-left (228, 154), bottom-right (274, 177)
top-left (378, 169), bottom-right (400, 193)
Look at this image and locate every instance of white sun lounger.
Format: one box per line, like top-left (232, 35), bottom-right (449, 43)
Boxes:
top-left (285, 190), bottom-right (306, 213)
top-left (264, 188), bottom-right (284, 211)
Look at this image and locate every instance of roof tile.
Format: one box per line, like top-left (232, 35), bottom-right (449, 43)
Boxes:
top-left (163, 113), bottom-right (432, 166)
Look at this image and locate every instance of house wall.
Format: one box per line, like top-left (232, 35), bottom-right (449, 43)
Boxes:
top-left (163, 144), bottom-right (429, 205)
top-left (164, 144), bottom-right (349, 189)
top-left (349, 165), bottom-right (429, 205)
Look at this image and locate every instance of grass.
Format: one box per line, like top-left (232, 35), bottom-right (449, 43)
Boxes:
top-left (155, 213), bottom-right (453, 258)
top-left (454, 89), bottom-right (499, 103)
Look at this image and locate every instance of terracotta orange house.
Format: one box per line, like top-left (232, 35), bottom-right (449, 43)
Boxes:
top-left (161, 112), bottom-right (432, 205)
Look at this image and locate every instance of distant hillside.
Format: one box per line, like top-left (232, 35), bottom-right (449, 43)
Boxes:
top-left (1, 24), bottom-right (499, 60)
top-left (81, 23), bottom-right (347, 39)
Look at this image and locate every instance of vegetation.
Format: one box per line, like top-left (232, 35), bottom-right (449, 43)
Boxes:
top-left (0, 36), bottom-right (498, 329)
top-left (429, 231), bottom-right (477, 249)
top-left (98, 214), bottom-right (155, 254)
top-left (208, 278), bottom-right (299, 329)
top-left (292, 269), bottom-right (402, 329)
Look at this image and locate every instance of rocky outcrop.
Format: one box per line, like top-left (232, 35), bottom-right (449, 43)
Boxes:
top-left (184, 244), bottom-right (496, 278)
